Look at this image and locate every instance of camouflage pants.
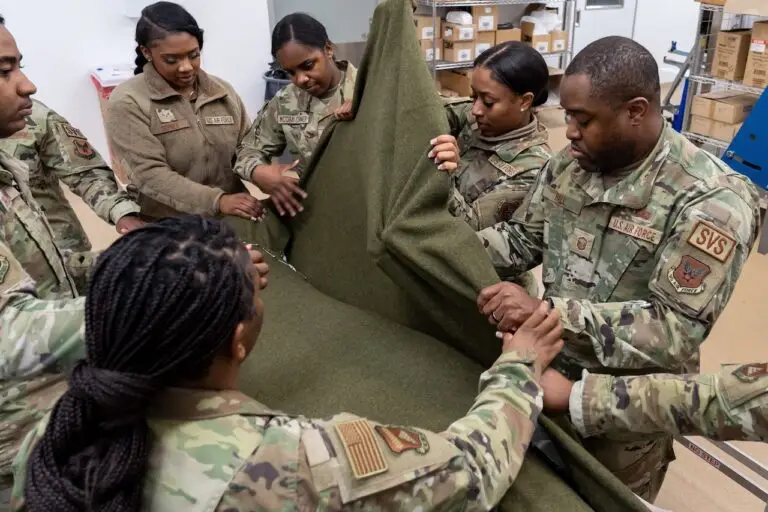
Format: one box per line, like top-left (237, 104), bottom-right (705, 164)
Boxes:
top-left (581, 429), bottom-right (675, 501)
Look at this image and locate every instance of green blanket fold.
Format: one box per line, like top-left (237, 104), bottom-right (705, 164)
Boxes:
top-left (243, 0), bottom-right (647, 510)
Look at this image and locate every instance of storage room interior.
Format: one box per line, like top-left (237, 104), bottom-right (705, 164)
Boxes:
top-left (4, 0), bottom-right (768, 510)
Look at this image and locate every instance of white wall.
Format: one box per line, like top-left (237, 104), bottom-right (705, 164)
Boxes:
top-left (632, 0), bottom-right (700, 84)
top-left (2, 0), bottom-right (271, 163)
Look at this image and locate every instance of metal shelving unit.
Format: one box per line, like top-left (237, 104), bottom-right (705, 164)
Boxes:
top-left (680, 3), bottom-right (767, 156)
top-left (417, 0), bottom-right (576, 84)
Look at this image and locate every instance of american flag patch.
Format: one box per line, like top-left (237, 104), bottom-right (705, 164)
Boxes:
top-left (335, 420), bottom-right (389, 479)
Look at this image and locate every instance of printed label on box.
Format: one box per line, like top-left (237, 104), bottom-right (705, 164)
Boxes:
top-left (476, 43), bottom-right (492, 56)
top-left (553, 40), bottom-right (566, 52)
top-left (478, 16), bottom-right (494, 31)
top-left (458, 49), bottom-right (473, 61)
top-left (751, 39), bottom-right (767, 53)
top-left (459, 27), bottom-right (474, 40)
top-left (422, 27), bottom-right (434, 39)
top-left (445, 28), bottom-right (454, 38)
top-left (535, 42), bottom-right (549, 53)
top-left (426, 48), bottom-right (441, 61)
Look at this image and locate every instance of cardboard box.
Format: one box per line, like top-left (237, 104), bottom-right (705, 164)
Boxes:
top-left (725, 0), bottom-right (768, 16)
top-left (522, 21), bottom-right (550, 54)
top-left (696, 0), bottom-right (726, 5)
top-left (744, 21), bottom-right (768, 88)
top-left (443, 41), bottom-right (475, 63)
top-left (496, 28), bottom-right (522, 44)
top-left (690, 92), bottom-right (740, 118)
top-left (711, 120), bottom-right (743, 142)
top-left (438, 69), bottom-right (473, 97)
top-left (414, 16), bottom-right (440, 40)
top-left (472, 6), bottom-right (498, 32)
top-left (690, 116), bottom-right (715, 137)
top-left (420, 39), bottom-right (443, 61)
top-left (713, 94), bottom-right (758, 123)
top-left (444, 22), bottom-right (475, 43)
top-left (550, 30), bottom-right (568, 53)
top-left (439, 88), bottom-right (461, 98)
top-left (475, 31), bottom-right (496, 58)
top-left (711, 30), bottom-right (751, 81)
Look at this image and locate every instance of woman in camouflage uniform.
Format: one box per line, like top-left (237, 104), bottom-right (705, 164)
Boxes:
top-left (430, 42), bottom-right (552, 295)
top-left (234, 14), bottom-right (357, 218)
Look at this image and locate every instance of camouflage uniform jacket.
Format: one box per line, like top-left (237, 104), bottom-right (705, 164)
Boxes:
top-left (0, 99), bottom-right (140, 253)
top-left (571, 362), bottom-right (768, 442)
top-left (12, 350), bottom-right (542, 511)
top-left (107, 64), bottom-right (251, 220)
top-left (444, 100), bottom-right (550, 230)
top-left (478, 123), bottom-right (760, 379)
top-left (234, 62), bottom-right (358, 181)
top-left (0, 153), bottom-right (86, 486)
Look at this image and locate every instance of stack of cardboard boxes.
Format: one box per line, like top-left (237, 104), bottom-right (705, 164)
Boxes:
top-left (710, 20), bottom-right (768, 88)
top-left (415, 7), bottom-right (568, 64)
top-left (689, 91), bottom-right (757, 142)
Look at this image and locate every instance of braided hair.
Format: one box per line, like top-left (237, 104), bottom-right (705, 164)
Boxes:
top-left (134, 2), bottom-right (204, 75)
top-left (24, 216), bottom-right (256, 512)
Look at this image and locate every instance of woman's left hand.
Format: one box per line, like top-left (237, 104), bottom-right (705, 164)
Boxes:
top-left (429, 135), bottom-right (460, 173)
top-left (334, 100), bottom-right (354, 121)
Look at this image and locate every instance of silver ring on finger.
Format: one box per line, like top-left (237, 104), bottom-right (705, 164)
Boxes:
top-left (491, 311), bottom-right (501, 323)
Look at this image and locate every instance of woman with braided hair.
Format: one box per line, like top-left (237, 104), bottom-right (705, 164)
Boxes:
top-left (11, 215), bottom-right (564, 512)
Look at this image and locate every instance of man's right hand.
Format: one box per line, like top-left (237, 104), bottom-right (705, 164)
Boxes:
top-left (219, 193), bottom-right (264, 221)
top-left (251, 161), bottom-right (308, 217)
top-left (501, 302), bottom-right (564, 373)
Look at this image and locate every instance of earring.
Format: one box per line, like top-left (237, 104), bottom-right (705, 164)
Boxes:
top-left (236, 344), bottom-right (246, 360)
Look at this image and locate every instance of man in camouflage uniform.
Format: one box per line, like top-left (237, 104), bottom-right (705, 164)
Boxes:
top-left (0, 99), bottom-right (142, 255)
top-left (476, 36), bottom-right (760, 500)
top-left (549, 363), bottom-right (768, 442)
top-left (0, 16), bottom-right (90, 503)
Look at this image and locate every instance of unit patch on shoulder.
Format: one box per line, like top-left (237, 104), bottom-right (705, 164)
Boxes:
top-left (334, 420), bottom-right (388, 479)
top-left (0, 256), bottom-right (9, 284)
top-left (62, 124), bottom-right (85, 139)
top-left (375, 425), bottom-right (430, 455)
top-left (732, 363), bottom-right (768, 384)
top-left (687, 220), bottom-right (736, 263)
top-left (667, 255), bottom-right (711, 295)
top-left (73, 139), bottom-right (96, 159)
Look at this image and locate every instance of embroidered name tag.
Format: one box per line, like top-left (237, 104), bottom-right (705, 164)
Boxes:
top-left (62, 124), bottom-right (86, 139)
top-left (334, 420), bottom-right (388, 479)
top-left (152, 119), bottom-right (191, 135)
top-left (687, 220), bottom-right (736, 263)
top-left (608, 217), bottom-right (662, 245)
top-left (278, 113), bottom-right (309, 125)
top-left (570, 228), bottom-right (595, 259)
top-left (204, 116), bottom-right (234, 125)
top-left (667, 255), bottom-right (710, 294)
top-left (488, 154), bottom-right (519, 177)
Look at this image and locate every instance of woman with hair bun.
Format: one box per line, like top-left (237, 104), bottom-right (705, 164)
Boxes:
top-left (431, 42), bottom-right (552, 232)
top-left (234, 13), bottom-right (357, 218)
top-left (430, 42), bottom-right (552, 295)
top-left (106, 1), bottom-right (264, 239)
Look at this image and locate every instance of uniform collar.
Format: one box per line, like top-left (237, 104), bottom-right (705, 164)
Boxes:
top-left (573, 121), bottom-right (670, 209)
top-left (143, 63), bottom-right (228, 105)
top-left (148, 387), bottom-right (288, 421)
top-left (0, 150), bottom-right (27, 186)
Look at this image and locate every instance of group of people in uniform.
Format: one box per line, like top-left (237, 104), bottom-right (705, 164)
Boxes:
top-left (0, 0), bottom-right (767, 510)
